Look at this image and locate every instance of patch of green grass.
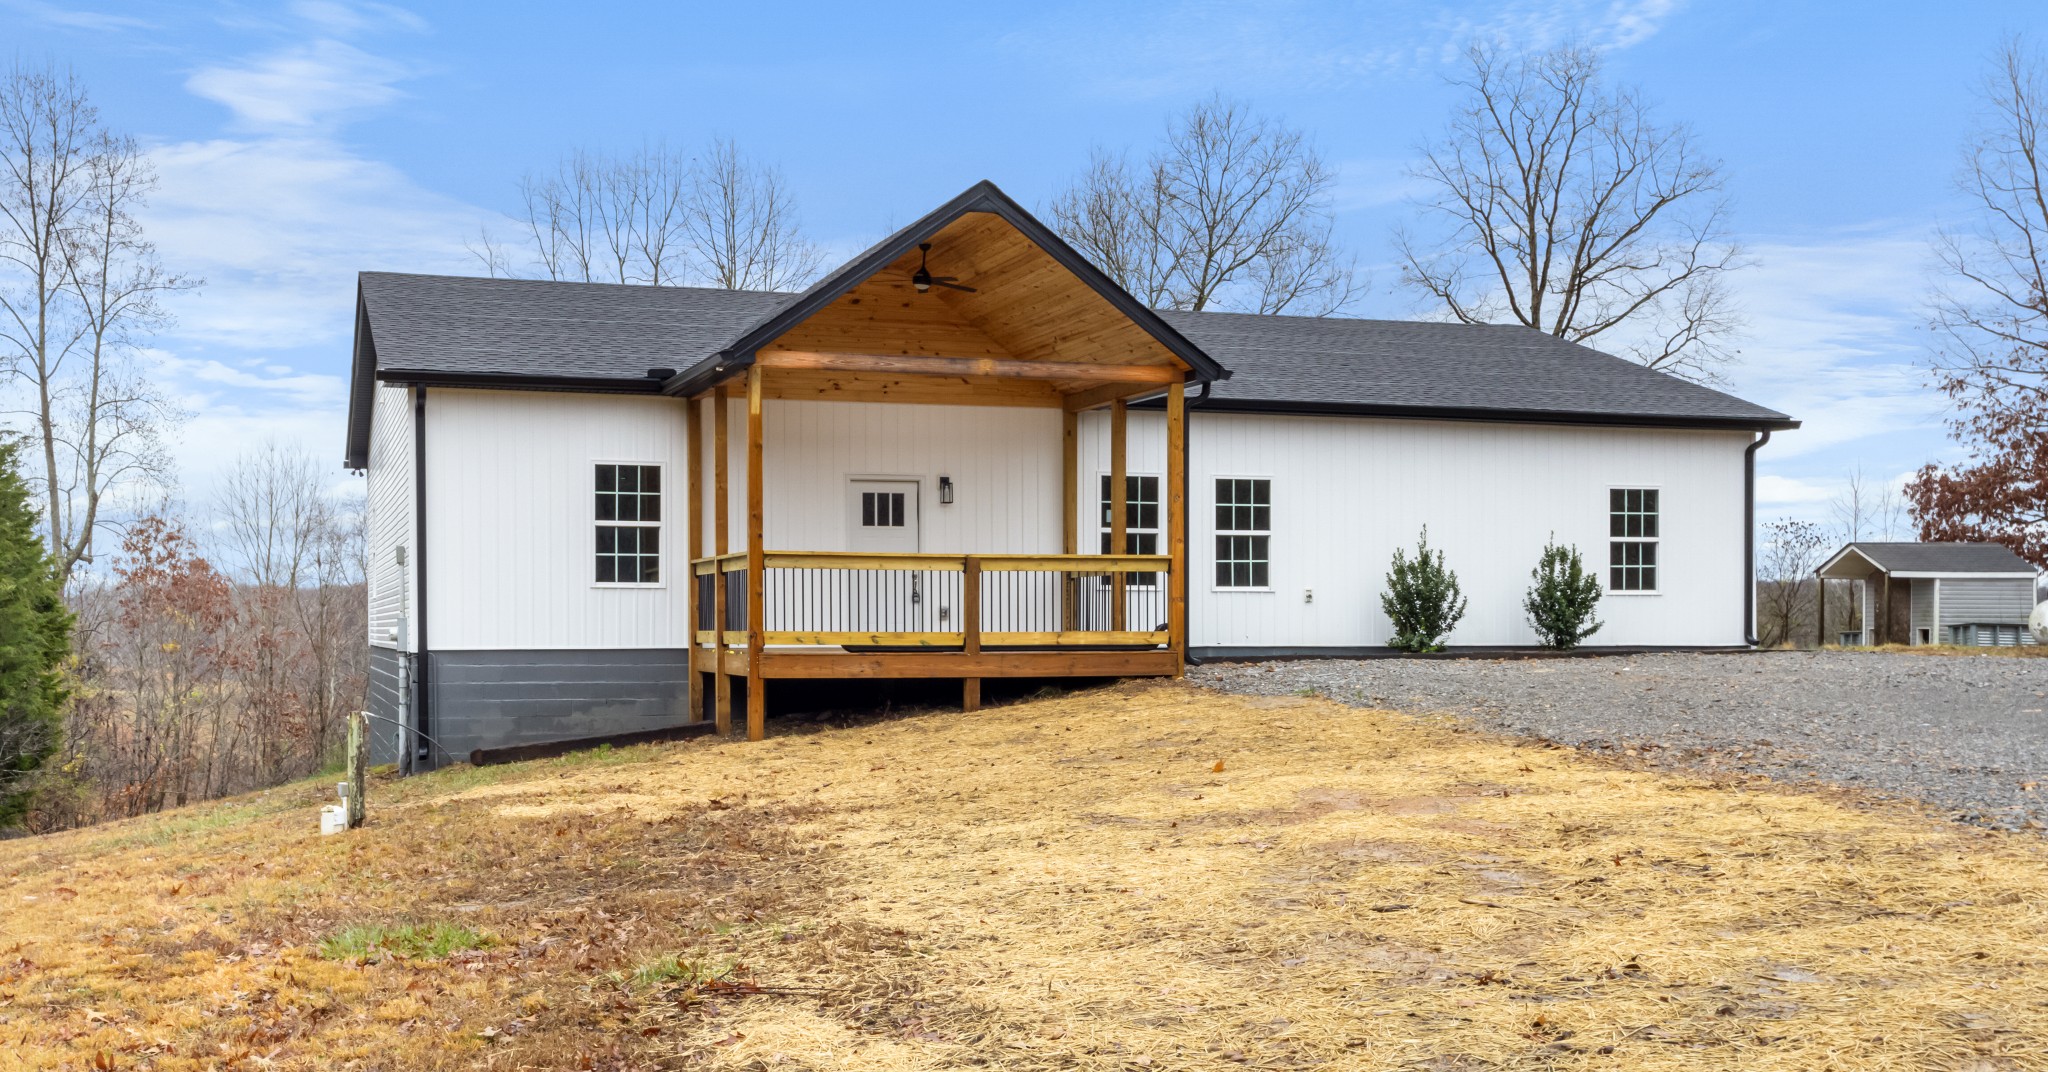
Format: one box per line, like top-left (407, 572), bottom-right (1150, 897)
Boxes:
top-left (85, 800), bottom-right (280, 853)
top-left (606, 954), bottom-right (734, 990)
top-left (319, 922), bottom-right (494, 961)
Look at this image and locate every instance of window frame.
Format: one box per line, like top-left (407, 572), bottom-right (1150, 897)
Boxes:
top-left (1605, 484), bottom-right (1661, 596)
top-left (1211, 474), bottom-right (1273, 593)
top-left (593, 460), bottom-right (667, 589)
top-left (1097, 471), bottom-right (1163, 589)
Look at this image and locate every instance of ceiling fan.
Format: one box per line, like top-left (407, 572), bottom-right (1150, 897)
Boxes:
top-left (910, 243), bottom-right (976, 293)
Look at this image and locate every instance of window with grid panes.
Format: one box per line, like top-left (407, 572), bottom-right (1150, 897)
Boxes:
top-left (1608, 487), bottom-right (1658, 592)
top-left (1098, 474), bottom-right (1160, 585)
top-left (1214, 478), bottom-right (1270, 588)
top-left (596, 463), bottom-right (661, 584)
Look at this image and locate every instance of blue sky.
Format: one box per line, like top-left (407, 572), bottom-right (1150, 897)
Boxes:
top-left (9, 0), bottom-right (2044, 527)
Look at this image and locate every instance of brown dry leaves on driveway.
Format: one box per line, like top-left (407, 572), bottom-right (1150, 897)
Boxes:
top-left (4, 681), bottom-right (2046, 1070)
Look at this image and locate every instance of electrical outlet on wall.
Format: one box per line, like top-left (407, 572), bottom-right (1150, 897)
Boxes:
top-left (1305, 588), bottom-right (1314, 604)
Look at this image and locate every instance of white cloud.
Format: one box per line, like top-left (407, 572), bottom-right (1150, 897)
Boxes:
top-left (2, 0), bottom-right (152, 32)
top-left (289, 0), bottom-right (427, 37)
top-left (127, 9), bottom-right (486, 506)
top-left (1755, 473), bottom-right (1835, 507)
top-left (1598, 0), bottom-right (1681, 49)
top-left (1706, 224), bottom-right (1963, 530)
top-left (999, 0), bottom-right (1686, 102)
top-left (1722, 227), bottom-right (1949, 461)
top-left (144, 135), bottom-right (487, 351)
top-left (185, 38), bottom-right (410, 131)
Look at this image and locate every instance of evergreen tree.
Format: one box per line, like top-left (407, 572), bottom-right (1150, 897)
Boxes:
top-left (1381, 527), bottom-right (1468, 653)
top-left (0, 438), bottom-right (72, 826)
top-left (1523, 538), bottom-right (1604, 650)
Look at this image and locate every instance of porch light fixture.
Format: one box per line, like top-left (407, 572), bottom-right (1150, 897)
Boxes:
top-left (939, 476), bottom-right (954, 505)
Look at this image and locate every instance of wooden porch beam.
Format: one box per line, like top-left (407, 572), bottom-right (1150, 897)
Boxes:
top-left (963, 555), bottom-right (982, 713)
top-left (713, 386), bottom-right (731, 734)
top-left (746, 365), bottom-right (767, 741)
top-left (759, 349), bottom-right (1180, 384)
top-left (1061, 409), bottom-right (1078, 633)
top-left (1063, 380), bottom-right (1165, 413)
top-left (1110, 399), bottom-right (1127, 632)
top-left (1166, 380), bottom-right (1186, 672)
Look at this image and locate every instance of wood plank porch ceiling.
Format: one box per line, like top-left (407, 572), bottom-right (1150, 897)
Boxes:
top-left (741, 211), bottom-right (1188, 409)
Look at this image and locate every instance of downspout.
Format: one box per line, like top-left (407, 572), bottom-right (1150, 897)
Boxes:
top-left (1181, 380), bottom-right (1213, 667)
top-left (1743, 429), bottom-right (1772, 647)
top-left (412, 385), bottom-right (431, 767)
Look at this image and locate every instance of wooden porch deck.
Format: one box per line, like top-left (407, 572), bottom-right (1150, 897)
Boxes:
top-left (687, 550), bottom-right (1182, 733)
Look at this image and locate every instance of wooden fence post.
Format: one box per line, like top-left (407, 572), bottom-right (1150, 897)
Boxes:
top-left (346, 711), bottom-right (368, 829)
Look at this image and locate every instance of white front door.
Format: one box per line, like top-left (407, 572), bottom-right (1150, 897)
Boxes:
top-left (849, 480), bottom-right (920, 552)
top-left (846, 480), bottom-right (930, 634)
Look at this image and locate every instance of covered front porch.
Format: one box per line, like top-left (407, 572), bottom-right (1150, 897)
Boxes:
top-left (667, 182), bottom-right (1224, 739)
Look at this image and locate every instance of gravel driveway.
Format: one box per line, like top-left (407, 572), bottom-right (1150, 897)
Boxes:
top-left (1191, 651), bottom-right (2048, 832)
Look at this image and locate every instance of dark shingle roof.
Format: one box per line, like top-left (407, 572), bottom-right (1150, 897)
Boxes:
top-left (360, 272), bottom-right (791, 379)
top-left (1831, 542), bottom-right (2038, 575)
top-left (345, 273), bottom-right (1796, 466)
top-left (1159, 310), bottom-right (1792, 427)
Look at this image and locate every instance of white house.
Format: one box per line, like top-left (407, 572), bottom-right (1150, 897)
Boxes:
top-left (345, 181), bottom-right (1797, 765)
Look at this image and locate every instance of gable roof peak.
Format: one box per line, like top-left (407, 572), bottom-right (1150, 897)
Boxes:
top-left (659, 179), bottom-right (1227, 396)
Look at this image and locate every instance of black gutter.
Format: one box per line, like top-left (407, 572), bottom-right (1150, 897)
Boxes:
top-left (412, 385), bottom-right (431, 768)
top-left (1161, 396), bottom-right (1799, 434)
top-left (1743, 429), bottom-right (1772, 646)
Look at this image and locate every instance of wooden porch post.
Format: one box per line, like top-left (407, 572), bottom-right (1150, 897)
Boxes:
top-left (745, 366), bottom-right (767, 742)
top-left (962, 555), bottom-right (982, 712)
top-left (1165, 380), bottom-right (1185, 673)
top-left (1061, 410), bottom-right (1078, 632)
top-left (1110, 399), bottom-right (1127, 631)
top-left (686, 396), bottom-right (704, 722)
top-left (713, 385), bottom-right (732, 734)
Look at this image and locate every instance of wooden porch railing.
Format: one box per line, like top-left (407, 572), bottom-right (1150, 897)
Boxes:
top-left (692, 551), bottom-right (1172, 650)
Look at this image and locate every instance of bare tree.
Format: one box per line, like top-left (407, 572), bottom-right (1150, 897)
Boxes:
top-left (1908, 38), bottom-right (2048, 563)
top-left (1049, 95), bottom-right (1358, 315)
top-left (1825, 466), bottom-right (1907, 640)
top-left (681, 137), bottom-right (822, 292)
top-left (1756, 518), bottom-right (1827, 648)
top-left (215, 442), bottom-right (364, 779)
top-left (1831, 466), bottom-right (1907, 545)
top-left (1398, 44), bottom-right (1743, 381)
top-left (0, 63), bottom-right (187, 580)
top-left (477, 139), bottom-right (820, 292)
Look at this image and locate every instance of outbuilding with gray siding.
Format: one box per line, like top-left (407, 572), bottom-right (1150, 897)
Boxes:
top-left (1817, 542), bottom-right (2040, 646)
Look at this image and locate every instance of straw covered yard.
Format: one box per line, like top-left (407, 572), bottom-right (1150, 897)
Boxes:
top-left (3, 681), bottom-right (2044, 1070)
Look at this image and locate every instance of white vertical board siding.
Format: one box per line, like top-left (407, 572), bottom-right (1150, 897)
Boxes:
top-left (427, 389), bottom-right (688, 651)
top-left (1083, 410), bottom-right (1753, 649)
top-left (427, 391), bottom-right (1061, 650)
top-left (760, 400), bottom-right (1061, 553)
top-left (365, 385), bottom-right (415, 650)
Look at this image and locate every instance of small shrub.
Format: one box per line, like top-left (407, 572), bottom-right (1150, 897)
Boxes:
top-left (1381, 527), bottom-right (1468, 653)
top-left (320, 922), bottom-right (493, 961)
top-left (1523, 537), bottom-right (1604, 650)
